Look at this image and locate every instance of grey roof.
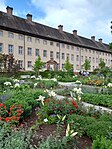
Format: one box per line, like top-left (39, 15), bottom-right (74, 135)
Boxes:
top-left (0, 11), bottom-right (111, 53)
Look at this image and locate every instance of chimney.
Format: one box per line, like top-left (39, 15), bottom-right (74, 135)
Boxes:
top-left (58, 25), bottom-right (63, 32)
top-left (6, 6), bottom-right (13, 15)
top-left (26, 13), bottom-right (32, 21)
top-left (99, 38), bottom-right (102, 43)
top-left (91, 36), bottom-right (95, 41)
top-left (73, 30), bottom-right (77, 36)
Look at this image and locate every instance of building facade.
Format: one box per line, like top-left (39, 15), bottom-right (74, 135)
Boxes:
top-left (0, 6), bottom-right (112, 72)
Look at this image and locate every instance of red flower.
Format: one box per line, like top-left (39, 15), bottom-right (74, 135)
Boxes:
top-left (0, 103), bottom-right (4, 107)
top-left (70, 111), bottom-right (73, 115)
top-left (72, 100), bottom-right (78, 108)
top-left (66, 102), bottom-right (69, 104)
top-left (45, 98), bottom-right (50, 103)
top-left (5, 117), bottom-right (11, 122)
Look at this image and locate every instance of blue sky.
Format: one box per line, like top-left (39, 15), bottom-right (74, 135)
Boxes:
top-left (0, 0), bottom-right (112, 44)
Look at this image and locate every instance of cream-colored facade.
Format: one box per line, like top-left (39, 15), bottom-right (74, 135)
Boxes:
top-left (0, 7), bottom-right (112, 72)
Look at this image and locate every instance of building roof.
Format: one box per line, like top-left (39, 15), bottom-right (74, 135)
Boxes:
top-left (0, 10), bottom-right (111, 53)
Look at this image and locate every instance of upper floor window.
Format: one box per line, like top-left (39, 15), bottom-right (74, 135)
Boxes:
top-left (43, 50), bottom-right (47, 57)
top-left (8, 32), bottom-right (14, 38)
top-left (67, 53), bottom-right (69, 59)
top-left (50, 41), bottom-right (53, 46)
top-left (0, 30), bottom-right (3, 37)
top-left (27, 47), bottom-right (32, 55)
top-left (89, 50), bottom-right (91, 53)
top-left (81, 56), bottom-right (83, 62)
top-left (8, 45), bottom-right (13, 54)
top-left (62, 53), bottom-right (65, 59)
top-left (93, 57), bottom-right (95, 63)
top-left (43, 40), bottom-right (47, 45)
top-left (56, 52), bottom-right (59, 59)
top-left (28, 61), bottom-right (32, 68)
top-left (27, 36), bottom-right (32, 42)
top-left (67, 45), bottom-right (69, 49)
top-left (18, 46), bottom-right (23, 55)
top-left (18, 34), bottom-right (23, 40)
top-left (71, 54), bottom-right (74, 61)
top-left (62, 43), bottom-right (65, 48)
top-left (35, 49), bottom-right (39, 56)
top-left (76, 55), bottom-right (79, 61)
top-left (71, 46), bottom-right (74, 50)
top-left (35, 38), bottom-right (40, 43)
top-left (62, 64), bottom-right (65, 69)
top-left (0, 43), bottom-right (3, 53)
top-left (56, 43), bottom-right (60, 47)
top-left (50, 51), bottom-right (53, 59)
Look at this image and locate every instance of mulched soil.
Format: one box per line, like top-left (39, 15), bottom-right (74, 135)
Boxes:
top-left (22, 108), bottom-right (92, 149)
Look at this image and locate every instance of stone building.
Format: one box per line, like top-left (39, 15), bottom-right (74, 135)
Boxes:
top-left (0, 6), bottom-right (112, 72)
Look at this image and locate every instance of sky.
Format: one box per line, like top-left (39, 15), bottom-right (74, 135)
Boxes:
top-left (0, 0), bottom-right (112, 44)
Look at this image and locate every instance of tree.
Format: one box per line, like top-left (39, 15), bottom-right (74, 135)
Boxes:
top-left (99, 58), bottom-right (105, 69)
top-left (82, 59), bottom-right (91, 71)
top-left (33, 56), bottom-right (44, 76)
top-left (64, 57), bottom-right (73, 77)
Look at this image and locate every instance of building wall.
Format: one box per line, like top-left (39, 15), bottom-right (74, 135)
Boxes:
top-left (0, 29), bottom-right (112, 72)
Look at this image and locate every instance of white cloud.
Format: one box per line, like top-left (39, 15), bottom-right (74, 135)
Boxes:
top-left (30, 0), bottom-right (112, 43)
top-left (0, 0), bottom-right (7, 12)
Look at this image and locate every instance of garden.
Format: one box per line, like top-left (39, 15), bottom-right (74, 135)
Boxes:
top-left (0, 56), bottom-right (112, 149)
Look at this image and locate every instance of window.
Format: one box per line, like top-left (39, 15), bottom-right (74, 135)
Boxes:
top-left (35, 49), bottom-right (39, 56)
top-left (18, 46), bottom-right (23, 55)
top-left (93, 50), bottom-right (95, 54)
top-left (56, 52), bottom-right (59, 59)
top-left (62, 44), bottom-right (65, 48)
top-left (85, 49), bottom-right (87, 52)
top-left (43, 40), bottom-right (47, 45)
top-left (62, 53), bottom-right (65, 59)
top-left (28, 61), bottom-right (32, 68)
top-left (27, 36), bottom-right (32, 42)
top-left (67, 45), bottom-right (69, 49)
top-left (71, 46), bottom-right (74, 50)
top-left (93, 66), bottom-right (95, 70)
top-left (71, 54), bottom-right (74, 61)
top-left (8, 45), bottom-right (13, 54)
top-left (50, 51), bottom-right (53, 58)
top-left (89, 57), bottom-right (91, 62)
top-left (35, 38), bottom-right (40, 43)
top-left (8, 32), bottom-right (14, 38)
top-left (0, 30), bottom-right (3, 37)
top-left (18, 34), bottom-right (23, 40)
top-left (62, 64), bottom-right (65, 69)
top-left (67, 53), bottom-right (69, 59)
top-left (96, 58), bottom-right (98, 63)
top-left (89, 50), bottom-right (91, 53)
top-left (18, 60), bottom-right (23, 69)
top-left (0, 43), bottom-right (3, 53)
top-left (50, 41), bottom-right (53, 46)
top-left (76, 55), bottom-right (79, 61)
top-left (27, 48), bottom-right (32, 55)
top-left (85, 56), bottom-right (87, 59)
top-left (43, 50), bottom-right (47, 57)
top-left (77, 47), bottom-right (79, 51)
top-left (93, 57), bottom-right (95, 63)
top-left (56, 43), bottom-right (60, 47)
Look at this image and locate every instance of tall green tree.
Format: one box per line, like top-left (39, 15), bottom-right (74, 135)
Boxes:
top-left (33, 56), bottom-right (44, 76)
top-left (64, 57), bottom-right (73, 77)
top-left (83, 59), bottom-right (91, 71)
top-left (99, 58), bottom-right (105, 69)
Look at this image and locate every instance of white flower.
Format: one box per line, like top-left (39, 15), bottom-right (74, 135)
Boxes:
top-left (31, 75), bottom-right (36, 79)
top-left (44, 118), bottom-right (48, 123)
top-left (34, 83), bottom-right (38, 87)
top-left (38, 75), bottom-right (42, 80)
top-left (75, 80), bottom-right (81, 84)
top-left (66, 124), bottom-right (78, 137)
top-left (13, 79), bottom-right (19, 83)
top-left (36, 95), bottom-right (45, 105)
top-left (4, 82), bottom-right (12, 86)
top-left (51, 78), bottom-right (57, 82)
top-left (73, 88), bottom-right (83, 95)
top-left (48, 90), bottom-right (56, 97)
top-left (14, 83), bottom-right (20, 88)
top-left (107, 83), bottom-right (112, 88)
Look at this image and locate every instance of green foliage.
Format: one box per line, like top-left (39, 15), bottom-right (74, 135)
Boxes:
top-left (64, 57), bottom-right (73, 77)
top-left (99, 58), bottom-right (106, 69)
top-left (82, 93), bottom-right (112, 109)
top-left (109, 42), bottom-right (112, 49)
top-left (92, 136), bottom-right (112, 149)
top-left (0, 77), bottom-right (13, 91)
top-left (0, 121), bottom-right (34, 149)
top-left (33, 56), bottom-right (44, 76)
top-left (83, 59), bottom-right (91, 71)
